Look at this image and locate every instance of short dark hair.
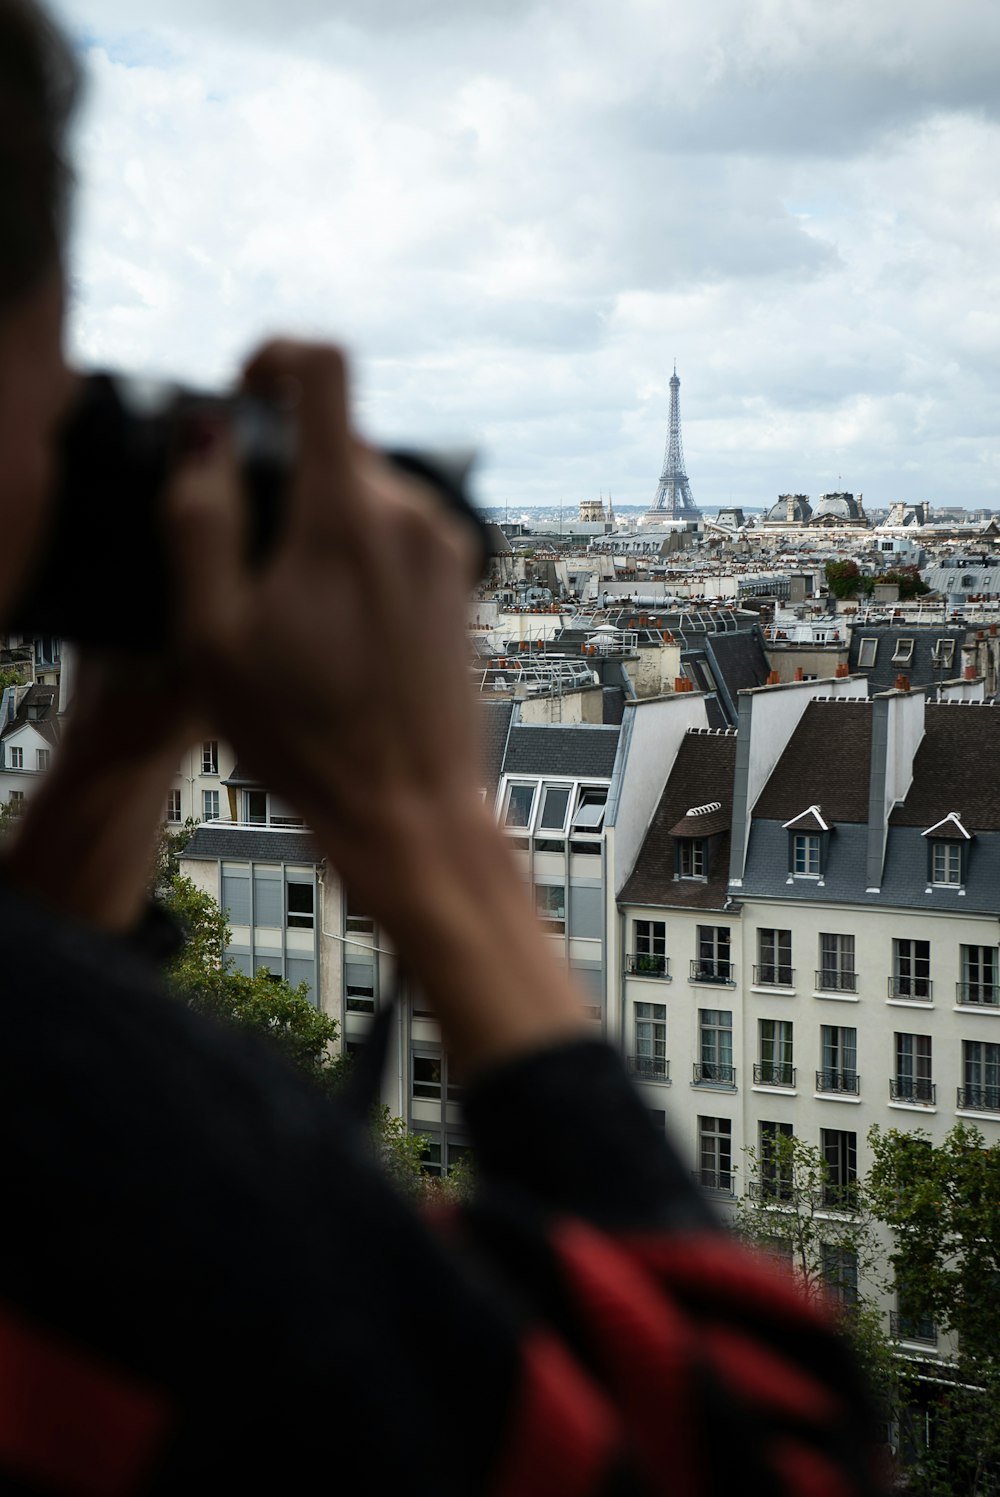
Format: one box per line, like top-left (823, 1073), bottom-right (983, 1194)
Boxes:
top-left (0, 0), bottom-right (78, 311)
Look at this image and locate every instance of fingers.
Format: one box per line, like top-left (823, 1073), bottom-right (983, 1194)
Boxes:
top-left (242, 340), bottom-right (357, 551)
top-left (164, 429), bottom-right (245, 662)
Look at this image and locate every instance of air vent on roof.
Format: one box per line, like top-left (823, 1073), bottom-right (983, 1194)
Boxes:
top-left (684, 800), bottom-right (722, 818)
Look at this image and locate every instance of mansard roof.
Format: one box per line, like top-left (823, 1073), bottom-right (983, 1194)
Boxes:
top-left (502, 723), bottom-right (621, 781)
top-left (891, 703), bottom-right (1000, 831)
top-left (752, 701), bottom-right (873, 825)
top-left (620, 730), bottom-right (738, 909)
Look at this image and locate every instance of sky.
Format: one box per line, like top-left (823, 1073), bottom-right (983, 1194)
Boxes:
top-left (49, 0), bottom-right (1000, 512)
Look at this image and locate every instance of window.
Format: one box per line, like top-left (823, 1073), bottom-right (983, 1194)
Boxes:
top-left (858, 638), bottom-right (878, 668)
top-left (696, 1009), bottom-right (734, 1085)
top-left (166, 789), bottom-right (182, 824)
top-left (818, 933), bottom-right (856, 992)
top-left (932, 638), bottom-right (955, 668)
top-left (8, 790), bottom-right (23, 814)
top-left (631, 919), bottom-right (667, 977)
top-left (537, 784), bottom-right (571, 833)
top-left (931, 841), bottom-right (962, 886)
top-left (821, 1129), bottom-right (857, 1208)
top-left (693, 926), bottom-right (732, 984)
top-left (572, 786), bottom-right (608, 832)
top-left (244, 789), bottom-right (267, 825)
top-left (268, 795), bottom-right (303, 828)
top-left (503, 782), bottom-right (536, 829)
top-left (792, 833), bottom-right (820, 876)
top-left (412, 1054), bottom-right (442, 1100)
top-left (821, 1245), bottom-right (858, 1310)
top-left (960, 1040), bottom-right (1000, 1112)
top-left (221, 868), bottom-right (250, 924)
top-left (892, 638), bottom-right (914, 664)
top-left (9, 746), bottom-right (22, 769)
top-left (757, 1019), bottom-right (794, 1087)
top-left (534, 884), bottom-right (565, 932)
top-left (759, 1120), bottom-right (794, 1200)
top-left (345, 950), bottom-right (375, 1013)
top-left (756, 928), bottom-right (792, 987)
top-left (892, 939), bottom-right (931, 1000)
top-left (36, 748), bottom-right (49, 772)
top-left (345, 899), bottom-right (373, 933)
top-left (893, 1033), bottom-right (934, 1105)
top-left (632, 1001), bottom-right (667, 1080)
top-left (253, 870), bottom-right (282, 928)
top-left (568, 885), bottom-right (603, 939)
top-left (819, 1026), bottom-right (858, 1094)
top-left (959, 945), bottom-right (999, 1006)
top-left (287, 882), bottom-right (314, 929)
top-left (202, 740), bottom-right (219, 775)
top-left (697, 1116), bottom-right (733, 1193)
top-left (893, 1291), bottom-right (936, 1345)
top-left (202, 789), bottom-right (220, 821)
top-left (677, 839), bottom-right (706, 879)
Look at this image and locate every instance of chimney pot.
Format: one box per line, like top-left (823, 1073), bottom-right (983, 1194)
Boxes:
top-left (835, 663), bottom-right (850, 678)
top-left (895, 674), bottom-right (911, 692)
top-left (767, 670), bottom-right (781, 686)
top-left (794, 667), bottom-right (805, 681)
top-left (964, 665), bottom-right (977, 680)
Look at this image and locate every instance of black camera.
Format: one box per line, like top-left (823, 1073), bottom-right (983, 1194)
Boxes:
top-left (8, 372), bottom-right (485, 651)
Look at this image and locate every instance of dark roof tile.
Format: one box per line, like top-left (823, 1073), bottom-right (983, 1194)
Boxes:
top-left (180, 825), bottom-right (321, 863)
top-left (502, 723), bottom-right (621, 780)
top-left (753, 701), bottom-right (872, 825)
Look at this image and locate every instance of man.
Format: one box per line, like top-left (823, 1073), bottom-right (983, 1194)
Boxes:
top-left (0, 4), bottom-right (882, 1492)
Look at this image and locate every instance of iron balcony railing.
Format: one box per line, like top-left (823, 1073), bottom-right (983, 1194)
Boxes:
top-left (690, 960), bottom-right (736, 986)
top-left (815, 968), bottom-right (858, 993)
top-left (691, 1168), bottom-right (735, 1195)
top-left (888, 975), bottom-right (933, 1001)
top-left (815, 1068), bottom-right (860, 1095)
top-left (625, 953), bottom-right (670, 980)
top-left (753, 1062), bottom-right (796, 1088)
top-left (890, 1076), bottom-right (936, 1105)
top-left (957, 1085), bottom-right (1000, 1112)
top-left (748, 1178), bottom-right (796, 1202)
top-left (753, 963), bottom-right (794, 987)
top-left (693, 1062), bottom-right (737, 1087)
top-left (889, 1311), bottom-right (937, 1346)
top-left (625, 1055), bottom-right (670, 1083)
top-left (956, 982), bottom-right (1000, 1007)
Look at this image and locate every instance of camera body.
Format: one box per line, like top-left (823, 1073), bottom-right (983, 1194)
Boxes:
top-left (8, 373), bottom-right (484, 650)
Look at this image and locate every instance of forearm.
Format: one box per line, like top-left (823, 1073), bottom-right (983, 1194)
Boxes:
top-left (3, 747), bottom-right (181, 932)
top-left (315, 797), bottom-right (589, 1078)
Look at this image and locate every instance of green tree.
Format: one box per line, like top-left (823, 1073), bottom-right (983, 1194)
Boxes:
top-left (875, 566), bottom-right (931, 601)
top-left (825, 559), bottom-right (866, 599)
top-left (867, 1124), bottom-right (1000, 1496)
top-left (0, 667), bottom-right (27, 692)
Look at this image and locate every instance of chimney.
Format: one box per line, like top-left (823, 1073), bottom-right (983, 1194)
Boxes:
top-left (965, 665), bottom-right (977, 680)
top-left (767, 670), bottom-right (781, 685)
top-left (895, 675), bottom-right (911, 692)
top-left (835, 663), bottom-right (850, 678)
top-left (794, 667), bottom-right (805, 682)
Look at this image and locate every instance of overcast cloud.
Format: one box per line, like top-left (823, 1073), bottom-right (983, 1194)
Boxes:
top-left (48, 0), bottom-right (1000, 511)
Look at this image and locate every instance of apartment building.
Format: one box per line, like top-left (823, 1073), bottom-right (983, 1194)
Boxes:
top-left (616, 672), bottom-right (1000, 1348)
top-left (0, 682), bottom-right (58, 813)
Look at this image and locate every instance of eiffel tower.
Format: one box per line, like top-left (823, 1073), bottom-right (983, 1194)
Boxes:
top-left (646, 365), bottom-right (700, 518)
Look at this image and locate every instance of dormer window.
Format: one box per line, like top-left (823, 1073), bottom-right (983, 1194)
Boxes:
top-left (502, 782), bottom-right (536, 829)
top-left (892, 638), bottom-right (914, 664)
top-left (572, 787), bottom-right (607, 832)
top-left (858, 638), bottom-right (878, 668)
top-left (932, 639), bottom-right (955, 668)
top-left (922, 812), bottom-right (972, 889)
top-left (783, 805), bottom-right (829, 878)
top-left (677, 839), bottom-right (706, 879)
top-left (793, 833), bottom-right (821, 876)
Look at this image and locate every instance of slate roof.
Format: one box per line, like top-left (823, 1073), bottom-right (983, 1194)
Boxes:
top-left (703, 629), bottom-right (771, 719)
top-left (2, 684), bottom-right (59, 746)
top-left (891, 703), bottom-right (1000, 830)
top-left (222, 763), bottom-right (262, 789)
top-left (752, 701), bottom-right (873, 825)
top-left (502, 723), bottom-right (621, 780)
top-left (180, 825), bottom-right (321, 863)
top-left (620, 730), bottom-right (738, 909)
top-left (847, 625), bottom-right (967, 695)
top-left (480, 698), bottom-right (514, 799)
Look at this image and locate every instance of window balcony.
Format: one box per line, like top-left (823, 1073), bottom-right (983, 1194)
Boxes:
top-left (625, 953), bottom-right (671, 980)
top-left (690, 960), bottom-right (735, 986)
top-left (753, 1062), bottom-right (796, 1088)
top-left (625, 1055), bottom-right (670, 1083)
top-left (956, 982), bottom-right (1000, 1007)
top-left (888, 976), bottom-right (933, 1001)
top-left (821, 1182), bottom-right (859, 1211)
top-left (815, 969), bottom-right (858, 994)
top-left (693, 1062), bottom-right (737, 1087)
top-left (957, 1085), bottom-right (1000, 1113)
top-left (890, 1077), bottom-right (936, 1105)
top-left (815, 1068), bottom-right (860, 1096)
top-left (748, 1178), bottom-right (796, 1203)
top-left (753, 964), bottom-right (794, 987)
top-left (889, 1311), bottom-right (937, 1346)
top-left (691, 1169), bottom-right (735, 1195)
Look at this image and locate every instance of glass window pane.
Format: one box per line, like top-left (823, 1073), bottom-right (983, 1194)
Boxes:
top-left (539, 786), bottom-right (571, 830)
top-left (504, 783), bottom-right (536, 828)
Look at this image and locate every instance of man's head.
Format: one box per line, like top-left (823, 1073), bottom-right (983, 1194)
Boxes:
top-left (0, 0), bottom-right (78, 617)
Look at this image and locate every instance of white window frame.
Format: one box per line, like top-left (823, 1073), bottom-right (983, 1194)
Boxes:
top-left (858, 638), bottom-right (878, 668)
top-left (892, 638), bottom-right (914, 664)
top-left (501, 780), bottom-right (537, 831)
top-left (534, 883), bottom-right (566, 932)
top-left (932, 638), bottom-right (955, 668)
top-left (202, 740), bottom-right (219, 775)
top-left (9, 746), bottom-right (22, 769)
top-left (166, 789), bottom-right (182, 824)
top-left (792, 832), bottom-right (820, 876)
top-left (36, 748), bottom-right (49, 772)
top-left (931, 841), bottom-right (962, 886)
top-left (202, 789), bottom-right (220, 821)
